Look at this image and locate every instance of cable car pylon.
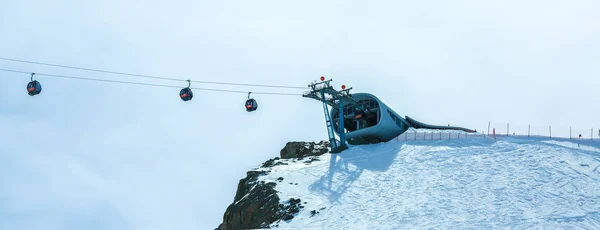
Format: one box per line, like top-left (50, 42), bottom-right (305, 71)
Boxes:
top-left (303, 76), bottom-right (359, 153)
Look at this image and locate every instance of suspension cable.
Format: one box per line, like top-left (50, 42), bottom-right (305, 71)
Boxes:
top-left (0, 57), bottom-right (307, 89)
top-left (0, 68), bottom-right (304, 96)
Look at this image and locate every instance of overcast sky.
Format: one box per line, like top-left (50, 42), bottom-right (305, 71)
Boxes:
top-left (1, 0), bottom-right (599, 229)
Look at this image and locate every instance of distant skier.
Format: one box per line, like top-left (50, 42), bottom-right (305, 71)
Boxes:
top-left (579, 134), bottom-right (582, 138)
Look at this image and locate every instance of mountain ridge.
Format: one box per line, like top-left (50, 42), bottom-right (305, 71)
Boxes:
top-left (217, 134), bottom-right (600, 229)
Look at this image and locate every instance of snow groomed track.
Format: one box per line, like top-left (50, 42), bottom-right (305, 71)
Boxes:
top-left (256, 132), bottom-right (600, 229)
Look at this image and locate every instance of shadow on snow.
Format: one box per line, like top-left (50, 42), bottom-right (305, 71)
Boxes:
top-left (308, 138), bottom-right (495, 203)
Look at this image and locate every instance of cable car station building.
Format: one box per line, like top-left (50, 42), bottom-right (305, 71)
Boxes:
top-left (303, 78), bottom-right (475, 153)
top-left (331, 93), bottom-right (409, 145)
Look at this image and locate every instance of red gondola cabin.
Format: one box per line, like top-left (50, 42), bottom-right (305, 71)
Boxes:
top-left (27, 80), bottom-right (42, 96)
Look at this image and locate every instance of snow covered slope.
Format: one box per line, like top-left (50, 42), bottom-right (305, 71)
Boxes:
top-left (256, 134), bottom-right (600, 229)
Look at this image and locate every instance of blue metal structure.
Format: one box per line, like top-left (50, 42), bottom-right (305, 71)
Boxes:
top-left (304, 79), bottom-right (475, 152)
top-left (303, 78), bottom-right (357, 153)
top-left (404, 116), bottom-right (474, 133)
top-left (321, 89), bottom-right (339, 150)
top-left (331, 93), bottom-right (475, 145)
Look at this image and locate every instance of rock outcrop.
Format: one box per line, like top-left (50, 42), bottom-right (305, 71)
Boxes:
top-left (216, 170), bottom-right (280, 230)
top-left (280, 141), bottom-right (329, 159)
top-left (216, 141), bottom-right (329, 230)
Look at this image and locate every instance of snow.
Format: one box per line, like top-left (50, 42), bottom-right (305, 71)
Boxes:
top-left (255, 134), bottom-right (600, 229)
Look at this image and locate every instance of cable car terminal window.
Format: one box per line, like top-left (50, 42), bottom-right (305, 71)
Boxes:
top-left (388, 110), bottom-right (406, 130)
top-left (335, 99), bottom-right (380, 132)
top-left (342, 99), bottom-right (379, 116)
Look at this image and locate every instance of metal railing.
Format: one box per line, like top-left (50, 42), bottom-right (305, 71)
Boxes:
top-left (487, 122), bottom-right (598, 140)
top-left (393, 122), bottom-right (598, 142)
top-left (394, 130), bottom-right (487, 142)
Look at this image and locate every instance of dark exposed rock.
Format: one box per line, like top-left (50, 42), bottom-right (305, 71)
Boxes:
top-left (217, 170), bottom-right (278, 230)
top-left (275, 198), bottom-right (303, 222)
top-left (309, 207), bottom-right (326, 218)
top-left (303, 157), bottom-right (321, 164)
top-left (280, 141), bottom-right (329, 159)
top-left (217, 141), bottom-right (325, 230)
top-left (261, 158), bottom-right (276, 168)
top-left (232, 171), bottom-right (269, 202)
top-left (217, 186), bottom-right (305, 230)
top-left (261, 158), bottom-right (289, 168)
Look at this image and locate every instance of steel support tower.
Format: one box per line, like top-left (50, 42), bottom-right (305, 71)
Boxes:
top-left (303, 78), bottom-right (359, 153)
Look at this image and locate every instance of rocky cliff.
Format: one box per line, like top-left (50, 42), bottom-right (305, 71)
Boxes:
top-left (216, 141), bottom-right (329, 230)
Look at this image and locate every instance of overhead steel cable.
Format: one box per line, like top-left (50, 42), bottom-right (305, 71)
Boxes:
top-left (0, 68), bottom-right (303, 96)
top-left (0, 57), bottom-right (307, 89)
